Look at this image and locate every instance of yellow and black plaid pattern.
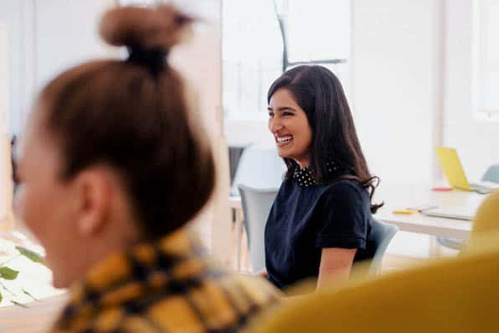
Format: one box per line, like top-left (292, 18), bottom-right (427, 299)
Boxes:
top-left (50, 230), bottom-right (281, 332)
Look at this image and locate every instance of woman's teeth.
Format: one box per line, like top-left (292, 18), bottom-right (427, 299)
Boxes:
top-left (277, 136), bottom-right (293, 143)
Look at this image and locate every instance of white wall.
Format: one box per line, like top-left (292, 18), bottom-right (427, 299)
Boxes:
top-left (443, 0), bottom-right (499, 181)
top-left (34, 0), bottom-right (115, 88)
top-left (351, 0), bottom-right (443, 185)
top-left (170, 0), bottom-right (232, 264)
top-left (351, 0), bottom-right (499, 185)
top-left (0, 0), bottom-right (115, 136)
top-left (0, 26), bottom-right (8, 134)
top-left (0, 0), bottom-right (35, 136)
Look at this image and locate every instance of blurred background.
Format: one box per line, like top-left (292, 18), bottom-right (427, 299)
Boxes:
top-left (1, 0), bottom-right (498, 269)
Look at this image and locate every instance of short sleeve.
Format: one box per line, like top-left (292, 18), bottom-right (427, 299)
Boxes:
top-left (315, 181), bottom-right (369, 250)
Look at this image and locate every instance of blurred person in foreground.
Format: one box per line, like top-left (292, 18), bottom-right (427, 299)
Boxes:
top-left (16, 5), bottom-right (279, 332)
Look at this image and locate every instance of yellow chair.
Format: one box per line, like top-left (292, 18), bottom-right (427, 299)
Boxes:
top-left (248, 241), bottom-right (499, 333)
top-left (466, 189), bottom-right (499, 253)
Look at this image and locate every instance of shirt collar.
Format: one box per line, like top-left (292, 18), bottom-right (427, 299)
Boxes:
top-left (292, 161), bottom-right (342, 186)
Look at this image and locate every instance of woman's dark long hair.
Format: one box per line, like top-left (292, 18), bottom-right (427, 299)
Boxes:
top-left (268, 65), bottom-right (382, 213)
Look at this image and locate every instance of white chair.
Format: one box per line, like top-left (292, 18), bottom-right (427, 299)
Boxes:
top-left (230, 146), bottom-right (286, 197)
top-left (366, 218), bottom-right (399, 276)
top-left (482, 165), bottom-right (499, 183)
top-left (238, 185), bottom-right (278, 273)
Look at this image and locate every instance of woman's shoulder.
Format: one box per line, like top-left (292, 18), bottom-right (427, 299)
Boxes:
top-left (277, 178), bottom-right (365, 195)
top-left (324, 178), bottom-right (364, 192)
top-left (317, 180), bottom-right (372, 218)
top-left (320, 179), bottom-right (368, 201)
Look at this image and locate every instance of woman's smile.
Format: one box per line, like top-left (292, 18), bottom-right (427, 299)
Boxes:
top-left (275, 134), bottom-right (294, 147)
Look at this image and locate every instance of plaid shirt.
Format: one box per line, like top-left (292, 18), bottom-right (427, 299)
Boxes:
top-left (50, 230), bottom-right (280, 332)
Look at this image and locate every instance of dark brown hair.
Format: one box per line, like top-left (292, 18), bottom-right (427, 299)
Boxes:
top-left (268, 66), bottom-right (382, 213)
top-left (36, 5), bottom-right (215, 239)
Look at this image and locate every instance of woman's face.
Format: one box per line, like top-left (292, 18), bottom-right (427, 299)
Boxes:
top-left (268, 88), bottom-right (313, 168)
top-left (16, 109), bottom-right (82, 288)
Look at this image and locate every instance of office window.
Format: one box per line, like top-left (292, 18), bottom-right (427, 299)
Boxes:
top-left (473, 0), bottom-right (499, 121)
top-left (223, 0), bottom-right (351, 121)
top-left (222, 0), bottom-right (282, 121)
top-left (285, 0), bottom-right (350, 68)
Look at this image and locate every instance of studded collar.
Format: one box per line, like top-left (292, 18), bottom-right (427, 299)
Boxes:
top-left (292, 161), bottom-right (341, 187)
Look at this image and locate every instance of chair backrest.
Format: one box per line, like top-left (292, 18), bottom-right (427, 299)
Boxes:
top-left (466, 189), bottom-right (499, 252)
top-left (365, 218), bottom-right (399, 276)
top-left (481, 164), bottom-right (499, 183)
top-left (230, 147), bottom-right (285, 196)
top-left (228, 145), bottom-right (248, 186)
top-left (238, 185), bottom-right (279, 273)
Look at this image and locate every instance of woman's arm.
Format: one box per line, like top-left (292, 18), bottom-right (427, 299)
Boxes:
top-left (317, 248), bottom-right (357, 290)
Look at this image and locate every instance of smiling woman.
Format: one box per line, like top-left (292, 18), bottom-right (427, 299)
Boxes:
top-left (264, 65), bottom-right (382, 290)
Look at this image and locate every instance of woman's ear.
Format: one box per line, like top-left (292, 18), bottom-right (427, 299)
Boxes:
top-left (72, 167), bottom-right (113, 237)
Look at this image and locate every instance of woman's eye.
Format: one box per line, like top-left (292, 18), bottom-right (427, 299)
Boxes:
top-left (283, 112), bottom-right (294, 117)
top-left (268, 112), bottom-right (275, 118)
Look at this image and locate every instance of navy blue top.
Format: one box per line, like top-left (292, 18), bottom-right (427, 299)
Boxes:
top-left (265, 178), bottom-right (373, 289)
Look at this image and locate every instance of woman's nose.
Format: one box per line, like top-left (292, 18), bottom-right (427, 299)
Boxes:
top-left (269, 117), bottom-right (283, 134)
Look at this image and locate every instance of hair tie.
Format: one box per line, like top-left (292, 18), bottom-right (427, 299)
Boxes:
top-left (126, 46), bottom-right (168, 76)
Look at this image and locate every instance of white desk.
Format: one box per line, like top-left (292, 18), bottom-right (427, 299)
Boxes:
top-left (376, 209), bottom-right (471, 239)
top-left (373, 183), bottom-right (483, 239)
top-left (229, 184), bottom-right (485, 240)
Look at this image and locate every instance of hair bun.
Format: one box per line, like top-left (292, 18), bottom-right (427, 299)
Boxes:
top-left (100, 5), bottom-right (194, 52)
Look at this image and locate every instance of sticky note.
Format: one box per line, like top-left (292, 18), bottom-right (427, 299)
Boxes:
top-left (392, 209), bottom-right (417, 215)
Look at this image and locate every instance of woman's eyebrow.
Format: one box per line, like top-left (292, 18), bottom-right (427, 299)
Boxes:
top-left (267, 106), bottom-right (297, 112)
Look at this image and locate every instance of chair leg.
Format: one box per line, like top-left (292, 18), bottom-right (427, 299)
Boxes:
top-left (436, 236), bottom-right (465, 251)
